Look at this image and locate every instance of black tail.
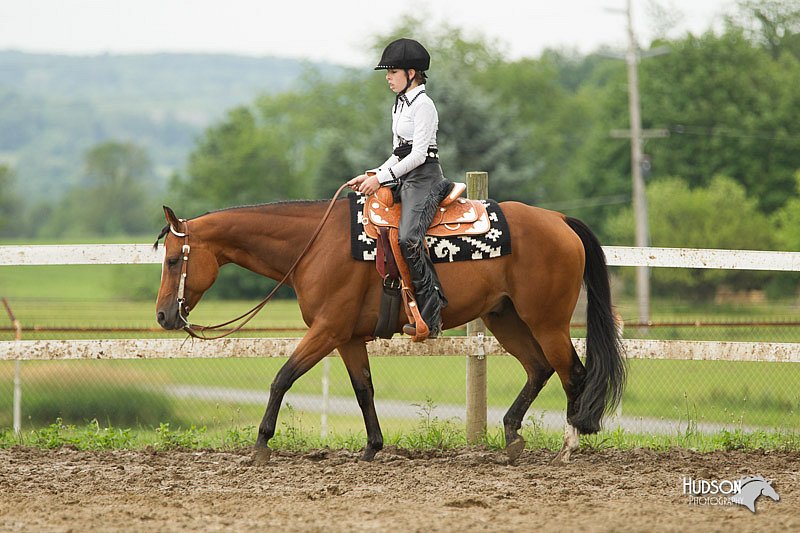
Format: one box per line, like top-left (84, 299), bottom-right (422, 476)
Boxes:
top-left (565, 217), bottom-right (626, 433)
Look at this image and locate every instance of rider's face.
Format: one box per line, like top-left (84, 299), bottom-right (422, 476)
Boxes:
top-left (386, 68), bottom-right (415, 93)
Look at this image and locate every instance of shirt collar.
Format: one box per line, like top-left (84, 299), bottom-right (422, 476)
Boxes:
top-left (403, 84), bottom-right (425, 101)
top-left (397, 83), bottom-right (426, 110)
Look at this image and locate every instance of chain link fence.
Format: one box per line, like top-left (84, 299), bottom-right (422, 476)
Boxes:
top-left (2, 293), bottom-right (799, 438)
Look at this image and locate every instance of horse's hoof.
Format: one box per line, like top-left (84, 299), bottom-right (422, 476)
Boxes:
top-left (360, 447), bottom-right (378, 462)
top-left (505, 436), bottom-right (525, 463)
top-left (253, 447), bottom-right (272, 465)
top-left (550, 448), bottom-right (572, 465)
top-left (360, 444), bottom-right (383, 463)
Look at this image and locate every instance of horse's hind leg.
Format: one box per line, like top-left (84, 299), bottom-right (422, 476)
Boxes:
top-left (482, 301), bottom-right (554, 463)
top-left (530, 328), bottom-right (587, 464)
top-left (337, 338), bottom-right (383, 461)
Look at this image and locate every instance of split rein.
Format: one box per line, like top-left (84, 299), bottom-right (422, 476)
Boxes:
top-left (170, 183), bottom-right (350, 340)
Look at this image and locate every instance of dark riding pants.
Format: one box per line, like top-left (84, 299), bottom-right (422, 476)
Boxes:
top-left (397, 161), bottom-right (452, 337)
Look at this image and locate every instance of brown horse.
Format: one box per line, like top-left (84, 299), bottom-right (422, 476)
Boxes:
top-left (154, 197), bottom-right (625, 464)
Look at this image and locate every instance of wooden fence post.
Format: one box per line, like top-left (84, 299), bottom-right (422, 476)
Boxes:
top-left (465, 171), bottom-right (488, 444)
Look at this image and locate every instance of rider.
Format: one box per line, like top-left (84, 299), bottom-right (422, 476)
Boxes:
top-left (347, 38), bottom-right (452, 340)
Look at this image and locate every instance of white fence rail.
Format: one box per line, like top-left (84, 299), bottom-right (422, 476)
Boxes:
top-left (1, 244), bottom-right (162, 266)
top-left (5, 243), bottom-right (800, 270)
top-left (1, 337), bottom-right (799, 363)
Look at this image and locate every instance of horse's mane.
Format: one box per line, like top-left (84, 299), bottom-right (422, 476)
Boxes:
top-left (152, 198), bottom-right (335, 250)
top-left (202, 199), bottom-right (329, 216)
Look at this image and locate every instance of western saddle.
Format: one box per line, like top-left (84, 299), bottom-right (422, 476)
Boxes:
top-left (363, 182), bottom-right (490, 341)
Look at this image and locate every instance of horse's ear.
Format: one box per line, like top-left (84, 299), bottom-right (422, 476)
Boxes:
top-left (163, 206), bottom-right (181, 230)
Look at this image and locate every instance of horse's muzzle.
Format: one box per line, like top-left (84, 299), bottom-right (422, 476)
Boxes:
top-left (156, 301), bottom-right (185, 330)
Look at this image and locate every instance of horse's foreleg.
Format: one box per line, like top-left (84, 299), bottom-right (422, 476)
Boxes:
top-left (337, 338), bottom-right (383, 461)
top-left (254, 332), bottom-right (338, 464)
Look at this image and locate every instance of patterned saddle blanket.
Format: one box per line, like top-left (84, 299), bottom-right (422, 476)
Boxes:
top-left (348, 193), bottom-right (512, 263)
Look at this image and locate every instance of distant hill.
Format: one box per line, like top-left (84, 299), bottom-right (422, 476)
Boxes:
top-left (0, 51), bottom-right (341, 200)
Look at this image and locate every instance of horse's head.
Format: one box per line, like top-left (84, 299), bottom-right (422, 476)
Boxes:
top-left (154, 206), bottom-right (220, 330)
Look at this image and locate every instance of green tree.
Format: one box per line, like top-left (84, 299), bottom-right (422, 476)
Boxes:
top-left (639, 29), bottom-right (800, 213)
top-left (772, 171), bottom-right (800, 250)
top-left (0, 164), bottom-right (20, 236)
top-left (556, 57), bottom-right (634, 228)
top-left (476, 52), bottom-right (602, 207)
top-left (41, 141), bottom-right (155, 237)
top-left (606, 176), bottom-right (776, 297)
top-left (732, 0), bottom-right (800, 59)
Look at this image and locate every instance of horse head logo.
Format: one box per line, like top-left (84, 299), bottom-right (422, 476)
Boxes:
top-left (730, 476), bottom-right (780, 513)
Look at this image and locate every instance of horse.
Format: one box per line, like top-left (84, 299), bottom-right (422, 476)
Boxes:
top-left (154, 195), bottom-right (626, 464)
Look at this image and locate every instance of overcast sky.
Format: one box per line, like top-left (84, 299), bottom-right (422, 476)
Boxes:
top-left (1, 0), bottom-right (737, 66)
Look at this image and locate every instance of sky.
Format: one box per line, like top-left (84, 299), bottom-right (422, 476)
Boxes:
top-left (0, 0), bottom-right (737, 66)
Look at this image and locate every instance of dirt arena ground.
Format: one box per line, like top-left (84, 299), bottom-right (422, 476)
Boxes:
top-left (0, 446), bottom-right (796, 532)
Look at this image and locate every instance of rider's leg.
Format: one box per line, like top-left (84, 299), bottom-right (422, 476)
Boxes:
top-left (398, 168), bottom-right (450, 339)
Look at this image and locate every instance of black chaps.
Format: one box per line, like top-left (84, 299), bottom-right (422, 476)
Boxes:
top-left (396, 162), bottom-right (452, 337)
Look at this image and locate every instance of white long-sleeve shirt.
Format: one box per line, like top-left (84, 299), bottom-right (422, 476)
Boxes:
top-left (371, 84), bottom-right (439, 185)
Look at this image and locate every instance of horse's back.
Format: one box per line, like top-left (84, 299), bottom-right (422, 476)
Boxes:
top-left (498, 201), bottom-right (585, 268)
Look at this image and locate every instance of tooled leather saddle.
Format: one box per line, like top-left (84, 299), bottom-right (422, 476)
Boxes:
top-left (364, 183), bottom-right (490, 342)
top-left (362, 182), bottom-right (490, 239)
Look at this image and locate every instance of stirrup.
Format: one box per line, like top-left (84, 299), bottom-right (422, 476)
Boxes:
top-left (402, 322), bottom-right (431, 342)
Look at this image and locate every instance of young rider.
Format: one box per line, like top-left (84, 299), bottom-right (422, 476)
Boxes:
top-left (347, 38), bottom-right (452, 340)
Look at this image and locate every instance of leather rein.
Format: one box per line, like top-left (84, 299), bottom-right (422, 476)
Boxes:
top-left (170, 183), bottom-right (349, 340)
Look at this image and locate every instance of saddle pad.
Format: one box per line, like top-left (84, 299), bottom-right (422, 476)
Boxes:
top-left (348, 192), bottom-right (512, 263)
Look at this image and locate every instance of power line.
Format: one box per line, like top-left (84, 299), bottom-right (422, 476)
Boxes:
top-left (669, 124), bottom-right (800, 143)
top-left (539, 194), bottom-right (630, 211)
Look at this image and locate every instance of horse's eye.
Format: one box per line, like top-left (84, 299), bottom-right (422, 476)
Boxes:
top-left (167, 257), bottom-right (179, 268)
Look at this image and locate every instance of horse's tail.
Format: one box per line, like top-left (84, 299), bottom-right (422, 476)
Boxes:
top-left (564, 216), bottom-right (626, 433)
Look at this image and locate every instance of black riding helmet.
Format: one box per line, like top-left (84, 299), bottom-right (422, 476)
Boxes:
top-left (375, 38), bottom-right (430, 105)
top-left (374, 38), bottom-right (430, 71)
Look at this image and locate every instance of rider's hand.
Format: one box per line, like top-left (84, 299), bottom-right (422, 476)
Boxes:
top-left (357, 174), bottom-right (381, 196)
top-left (346, 174), bottom-right (367, 190)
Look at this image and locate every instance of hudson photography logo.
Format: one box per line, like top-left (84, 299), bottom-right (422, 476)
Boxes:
top-left (682, 475), bottom-right (780, 513)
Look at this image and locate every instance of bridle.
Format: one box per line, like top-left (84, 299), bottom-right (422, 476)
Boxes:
top-left (168, 221), bottom-right (193, 328)
top-left (166, 182), bottom-right (349, 340)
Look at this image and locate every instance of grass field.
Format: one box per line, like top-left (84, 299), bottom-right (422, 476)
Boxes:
top-left (2, 262), bottom-right (800, 436)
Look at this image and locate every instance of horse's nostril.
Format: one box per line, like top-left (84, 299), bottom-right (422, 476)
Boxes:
top-left (157, 311), bottom-right (166, 324)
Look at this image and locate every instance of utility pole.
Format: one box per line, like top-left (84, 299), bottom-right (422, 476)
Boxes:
top-left (625, 0), bottom-right (650, 326)
top-left (607, 0), bottom-right (668, 326)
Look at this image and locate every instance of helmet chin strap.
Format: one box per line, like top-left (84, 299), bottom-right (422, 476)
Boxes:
top-left (394, 69), bottom-right (415, 112)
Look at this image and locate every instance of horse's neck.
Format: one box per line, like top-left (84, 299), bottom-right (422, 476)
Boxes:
top-left (200, 203), bottom-right (328, 279)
